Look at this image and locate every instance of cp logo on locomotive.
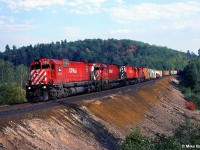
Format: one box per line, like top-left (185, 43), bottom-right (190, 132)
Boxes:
top-left (69, 68), bottom-right (77, 73)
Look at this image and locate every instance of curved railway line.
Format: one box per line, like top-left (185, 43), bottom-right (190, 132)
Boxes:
top-left (0, 79), bottom-right (159, 120)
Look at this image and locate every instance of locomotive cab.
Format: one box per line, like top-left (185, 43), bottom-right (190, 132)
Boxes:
top-left (90, 63), bottom-right (107, 81)
top-left (29, 59), bottom-right (53, 85)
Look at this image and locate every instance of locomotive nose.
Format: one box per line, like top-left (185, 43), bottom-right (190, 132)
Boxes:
top-left (31, 69), bottom-right (47, 85)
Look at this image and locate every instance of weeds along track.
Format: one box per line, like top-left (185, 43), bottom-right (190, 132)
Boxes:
top-left (0, 79), bottom-right (158, 119)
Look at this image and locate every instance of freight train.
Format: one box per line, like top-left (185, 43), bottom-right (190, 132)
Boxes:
top-left (26, 58), bottom-right (177, 102)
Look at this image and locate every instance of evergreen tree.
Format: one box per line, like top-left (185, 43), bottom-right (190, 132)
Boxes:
top-left (5, 45), bottom-right (10, 52)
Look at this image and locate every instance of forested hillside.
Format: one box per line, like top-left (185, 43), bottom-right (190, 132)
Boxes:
top-left (0, 39), bottom-right (196, 70)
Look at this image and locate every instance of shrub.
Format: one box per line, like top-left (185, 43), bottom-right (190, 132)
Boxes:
top-left (120, 129), bottom-right (153, 150)
top-left (179, 84), bottom-right (200, 109)
top-left (0, 83), bottom-right (27, 104)
top-left (153, 134), bottom-right (180, 150)
top-left (174, 118), bottom-right (200, 145)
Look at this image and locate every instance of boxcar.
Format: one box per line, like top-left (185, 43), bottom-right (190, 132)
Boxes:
top-left (143, 68), bottom-right (150, 80)
top-left (163, 70), bottom-right (169, 76)
top-left (148, 69), bottom-right (156, 79)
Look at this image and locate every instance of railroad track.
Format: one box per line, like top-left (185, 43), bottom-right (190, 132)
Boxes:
top-left (0, 79), bottom-right (159, 119)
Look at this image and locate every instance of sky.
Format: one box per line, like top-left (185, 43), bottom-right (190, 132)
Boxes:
top-left (0, 0), bottom-right (200, 54)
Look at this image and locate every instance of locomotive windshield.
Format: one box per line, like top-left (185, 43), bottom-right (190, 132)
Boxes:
top-left (31, 64), bottom-right (52, 70)
top-left (94, 67), bottom-right (100, 70)
top-left (31, 64), bottom-right (41, 70)
top-left (42, 64), bottom-right (50, 69)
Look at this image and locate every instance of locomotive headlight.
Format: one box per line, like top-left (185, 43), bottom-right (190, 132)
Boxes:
top-left (42, 86), bottom-right (47, 89)
top-left (28, 87), bottom-right (31, 90)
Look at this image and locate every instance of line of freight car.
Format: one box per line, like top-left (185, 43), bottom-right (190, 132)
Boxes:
top-left (26, 58), bottom-right (177, 102)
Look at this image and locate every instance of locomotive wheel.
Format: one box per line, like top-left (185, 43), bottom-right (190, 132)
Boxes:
top-left (108, 83), bottom-right (112, 89)
top-left (137, 79), bottom-right (140, 83)
top-left (96, 84), bottom-right (102, 92)
top-left (88, 85), bottom-right (95, 93)
top-left (57, 88), bottom-right (64, 99)
top-left (49, 88), bottom-right (57, 100)
top-left (102, 82), bottom-right (108, 90)
top-left (126, 81), bottom-right (129, 85)
top-left (63, 89), bottom-right (69, 97)
top-left (43, 91), bottom-right (49, 101)
top-left (95, 81), bottom-right (102, 92)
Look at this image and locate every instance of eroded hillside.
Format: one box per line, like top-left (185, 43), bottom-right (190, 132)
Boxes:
top-left (0, 76), bottom-right (199, 150)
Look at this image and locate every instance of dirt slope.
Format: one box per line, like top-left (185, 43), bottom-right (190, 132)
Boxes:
top-left (0, 76), bottom-right (199, 150)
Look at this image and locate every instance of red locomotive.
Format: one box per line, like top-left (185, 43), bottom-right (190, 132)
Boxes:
top-left (26, 58), bottom-right (177, 102)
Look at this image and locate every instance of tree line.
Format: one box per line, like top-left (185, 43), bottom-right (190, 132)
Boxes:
top-left (0, 39), bottom-right (196, 70)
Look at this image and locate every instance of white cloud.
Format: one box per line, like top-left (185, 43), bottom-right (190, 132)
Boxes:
top-left (0, 16), bottom-right (13, 28)
top-left (69, 4), bottom-right (102, 14)
top-left (0, 21), bottom-right (4, 26)
top-left (90, 0), bottom-right (106, 7)
top-left (110, 1), bottom-right (200, 23)
top-left (3, 0), bottom-right (66, 10)
top-left (110, 29), bottom-right (131, 34)
top-left (0, 16), bottom-right (39, 32)
top-left (108, 29), bottom-right (135, 40)
top-left (116, 0), bottom-right (123, 4)
top-left (0, 16), bottom-right (4, 26)
top-left (67, 0), bottom-right (83, 7)
top-left (66, 0), bottom-right (106, 14)
top-left (158, 17), bottom-right (200, 31)
top-left (4, 23), bottom-right (39, 31)
top-left (2, 0), bottom-right (106, 14)
top-left (194, 38), bottom-right (200, 42)
top-left (67, 0), bottom-right (106, 7)
top-left (174, 22), bottom-right (195, 30)
top-left (1, 16), bottom-right (16, 24)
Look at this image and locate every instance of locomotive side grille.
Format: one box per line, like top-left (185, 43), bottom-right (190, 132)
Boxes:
top-left (31, 70), bottom-right (47, 85)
